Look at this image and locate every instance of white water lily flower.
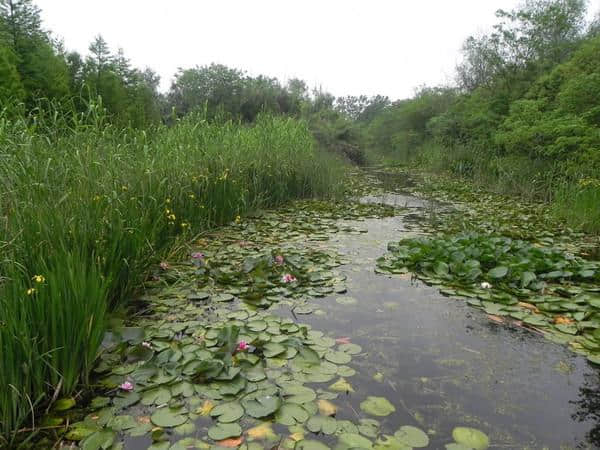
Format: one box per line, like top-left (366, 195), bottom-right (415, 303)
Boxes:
top-left (480, 282), bottom-right (492, 289)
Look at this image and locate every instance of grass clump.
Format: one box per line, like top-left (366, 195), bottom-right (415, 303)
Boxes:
top-left (0, 108), bottom-right (343, 444)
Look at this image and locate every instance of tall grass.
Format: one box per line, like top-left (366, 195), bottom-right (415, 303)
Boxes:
top-left (553, 181), bottom-right (600, 234)
top-left (0, 106), bottom-right (344, 444)
top-left (370, 141), bottom-right (600, 235)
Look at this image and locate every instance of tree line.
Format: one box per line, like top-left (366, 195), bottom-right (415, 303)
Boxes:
top-left (366, 0), bottom-right (600, 189)
top-left (0, 0), bottom-right (390, 165)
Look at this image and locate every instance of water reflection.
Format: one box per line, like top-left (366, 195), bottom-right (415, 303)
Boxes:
top-left (300, 209), bottom-right (600, 448)
top-left (572, 372), bottom-right (600, 447)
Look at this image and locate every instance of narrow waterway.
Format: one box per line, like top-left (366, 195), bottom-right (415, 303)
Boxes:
top-left (75, 171), bottom-right (600, 450)
top-left (289, 198), bottom-right (600, 449)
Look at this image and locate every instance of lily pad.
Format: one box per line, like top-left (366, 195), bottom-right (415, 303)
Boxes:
top-left (208, 422), bottom-right (242, 441)
top-left (394, 425), bottom-right (429, 447)
top-left (452, 427), bottom-right (490, 450)
top-left (276, 403), bottom-right (309, 426)
top-left (295, 440), bottom-right (331, 450)
top-left (488, 266), bottom-right (508, 279)
top-left (307, 415), bottom-right (337, 435)
top-left (325, 351), bottom-right (351, 364)
top-left (210, 402), bottom-right (244, 423)
top-left (284, 384), bottom-right (317, 404)
top-left (150, 407), bottom-right (187, 428)
top-left (242, 391), bottom-right (282, 418)
top-left (81, 430), bottom-right (116, 450)
top-left (336, 432), bottom-right (373, 449)
top-left (360, 397), bottom-right (396, 417)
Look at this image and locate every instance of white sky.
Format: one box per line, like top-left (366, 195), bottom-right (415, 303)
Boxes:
top-left (37, 0), bottom-right (600, 101)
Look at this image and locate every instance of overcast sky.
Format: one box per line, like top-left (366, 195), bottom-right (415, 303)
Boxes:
top-left (36, 0), bottom-right (600, 100)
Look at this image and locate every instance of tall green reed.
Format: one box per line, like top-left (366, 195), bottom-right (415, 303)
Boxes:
top-left (0, 106), bottom-right (344, 444)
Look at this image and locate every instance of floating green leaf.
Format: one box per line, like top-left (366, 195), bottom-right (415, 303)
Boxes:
top-left (242, 391), bottom-right (282, 418)
top-left (452, 427), bottom-right (490, 450)
top-left (210, 402), bottom-right (244, 423)
top-left (394, 425), bottom-right (429, 447)
top-left (360, 396), bottom-right (396, 417)
top-left (208, 422), bottom-right (242, 440)
top-left (276, 403), bottom-right (309, 426)
top-left (150, 407), bottom-right (187, 428)
top-left (306, 415), bottom-right (337, 435)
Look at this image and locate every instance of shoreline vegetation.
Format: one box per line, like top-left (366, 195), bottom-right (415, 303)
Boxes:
top-left (362, 2), bottom-right (600, 234)
top-left (0, 109), bottom-right (345, 445)
top-left (1, 0), bottom-right (600, 446)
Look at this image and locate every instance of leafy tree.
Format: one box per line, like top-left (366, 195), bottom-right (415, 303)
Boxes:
top-left (493, 0), bottom-right (587, 68)
top-left (336, 95), bottom-right (390, 122)
top-left (0, 0), bottom-right (70, 104)
top-left (457, 0), bottom-right (587, 92)
top-left (0, 42), bottom-right (23, 103)
top-left (168, 64), bottom-right (246, 119)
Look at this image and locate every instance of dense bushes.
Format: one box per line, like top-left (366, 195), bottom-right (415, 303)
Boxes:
top-left (365, 1), bottom-right (600, 232)
top-left (0, 109), bottom-right (344, 443)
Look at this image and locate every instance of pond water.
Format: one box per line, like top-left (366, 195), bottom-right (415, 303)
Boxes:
top-left (290, 208), bottom-right (600, 449)
top-left (74, 172), bottom-right (600, 450)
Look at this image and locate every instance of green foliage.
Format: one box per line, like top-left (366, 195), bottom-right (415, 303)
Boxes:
top-left (368, 87), bottom-right (456, 160)
top-left (378, 231), bottom-right (600, 357)
top-left (0, 43), bottom-right (24, 103)
top-left (0, 107), bottom-right (343, 443)
top-left (366, 1), bottom-right (600, 232)
top-left (306, 108), bottom-right (366, 165)
top-left (378, 233), bottom-right (599, 288)
top-left (495, 36), bottom-right (600, 172)
top-left (553, 180), bottom-right (600, 233)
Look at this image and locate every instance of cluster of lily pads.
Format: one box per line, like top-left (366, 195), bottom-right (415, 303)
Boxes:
top-left (47, 197), bottom-right (459, 450)
top-left (68, 303), bottom-right (365, 449)
top-left (378, 233), bottom-right (599, 287)
top-left (33, 190), bottom-right (498, 449)
top-left (186, 246), bottom-right (349, 309)
top-left (399, 168), bottom-right (598, 256)
top-left (59, 276), bottom-right (459, 450)
top-left (377, 232), bottom-right (600, 361)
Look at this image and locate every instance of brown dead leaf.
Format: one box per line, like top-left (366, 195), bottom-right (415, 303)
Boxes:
top-left (487, 314), bottom-right (505, 324)
top-left (217, 437), bottom-right (244, 447)
top-left (247, 422), bottom-right (277, 440)
top-left (554, 316), bottom-right (574, 325)
top-left (518, 302), bottom-right (539, 313)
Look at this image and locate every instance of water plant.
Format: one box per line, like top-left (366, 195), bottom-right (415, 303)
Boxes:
top-left (377, 232), bottom-right (600, 360)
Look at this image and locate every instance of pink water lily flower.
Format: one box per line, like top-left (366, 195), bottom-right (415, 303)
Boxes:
top-left (120, 381), bottom-right (134, 391)
top-left (191, 252), bottom-right (204, 259)
top-left (336, 337), bottom-right (351, 345)
top-left (236, 341), bottom-right (249, 352)
top-left (274, 255), bottom-right (284, 265)
top-left (159, 261), bottom-right (169, 271)
top-left (281, 273), bottom-right (297, 283)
